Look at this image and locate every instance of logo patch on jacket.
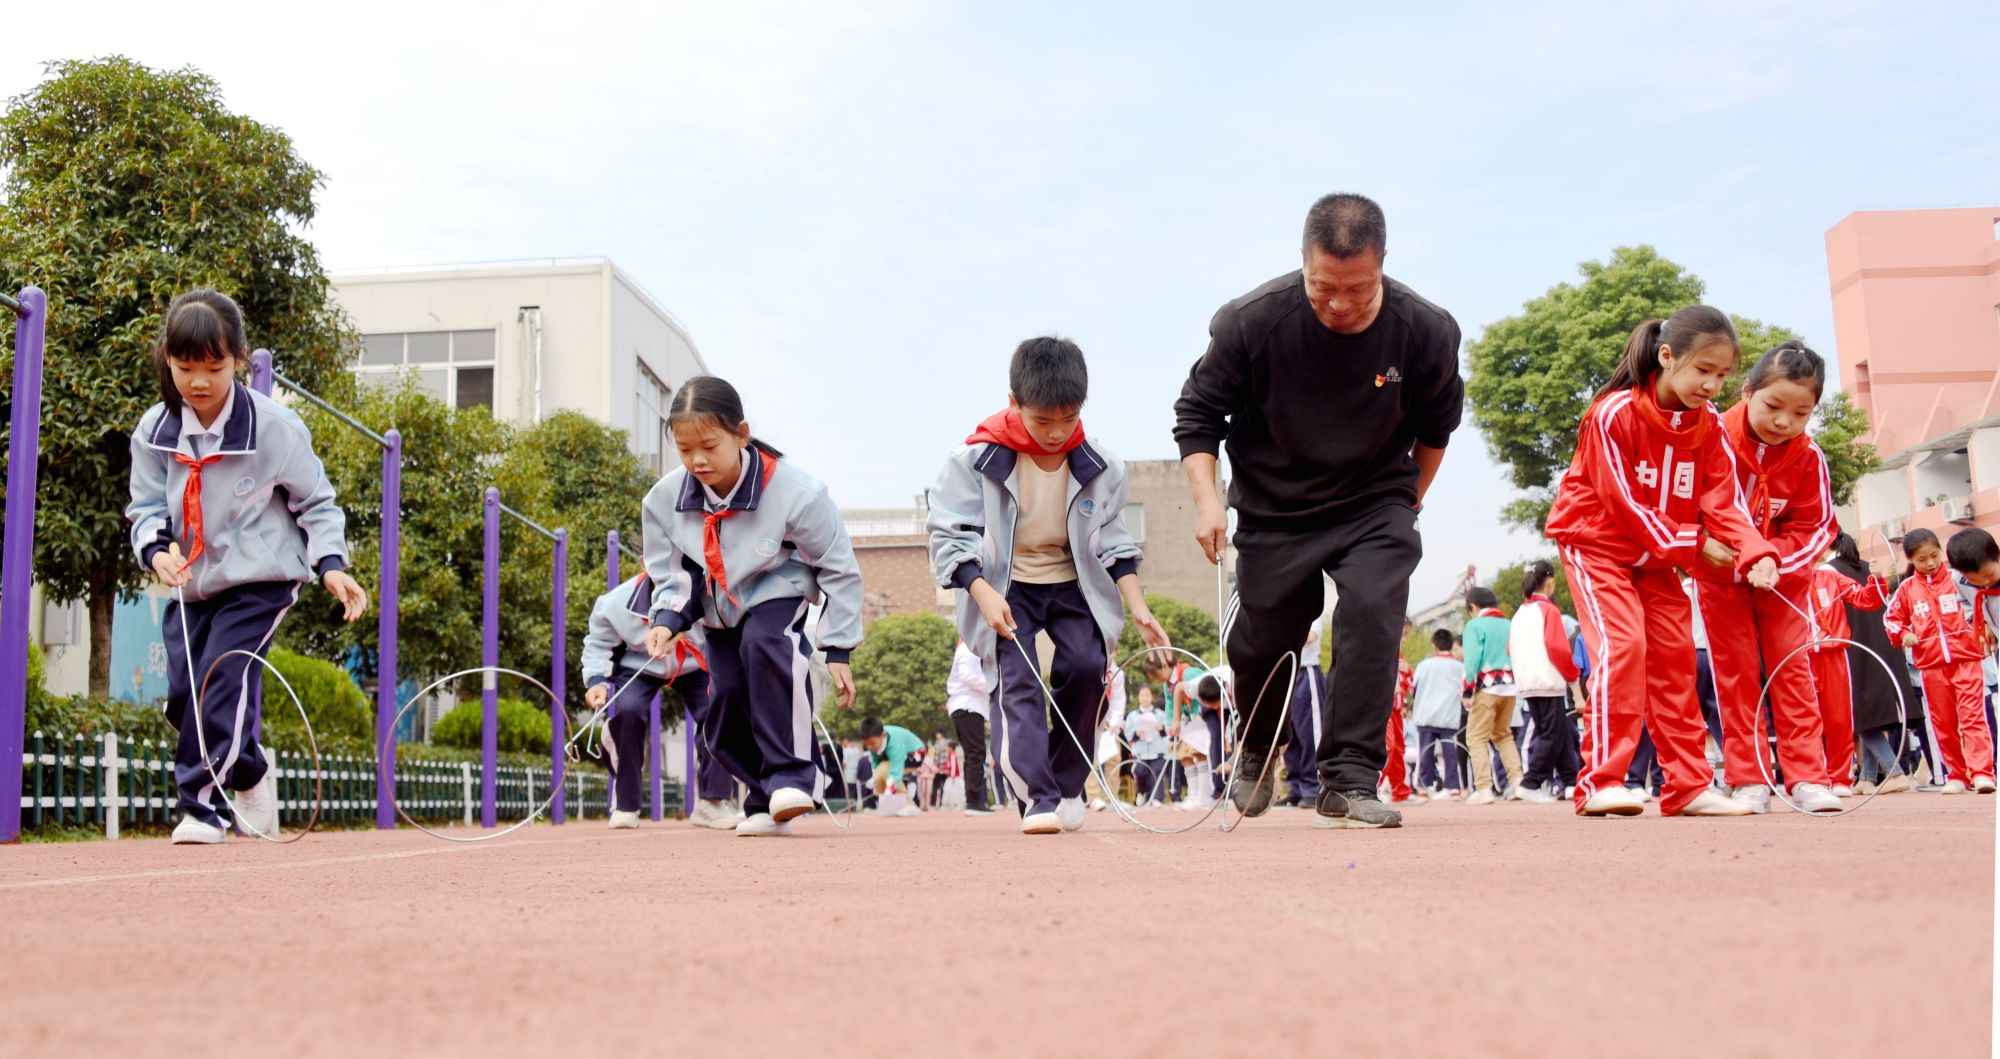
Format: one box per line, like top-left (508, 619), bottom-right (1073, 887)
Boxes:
top-left (1377, 367), bottom-right (1402, 387)
top-left (233, 476), bottom-right (256, 497)
top-left (1079, 499), bottom-right (1097, 517)
top-left (754, 538), bottom-right (780, 558)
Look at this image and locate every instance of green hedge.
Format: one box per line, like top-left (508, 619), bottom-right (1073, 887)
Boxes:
top-left (431, 697), bottom-right (552, 755)
top-left (260, 647), bottom-right (371, 748)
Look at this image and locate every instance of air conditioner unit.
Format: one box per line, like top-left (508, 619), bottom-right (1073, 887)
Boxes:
top-left (1878, 518), bottom-right (1906, 542)
top-left (1944, 495), bottom-right (1976, 524)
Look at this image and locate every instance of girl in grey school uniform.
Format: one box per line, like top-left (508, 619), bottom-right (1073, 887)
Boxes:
top-left (640, 377), bottom-right (862, 837)
top-left (126, 290), bottom-right (369, 845)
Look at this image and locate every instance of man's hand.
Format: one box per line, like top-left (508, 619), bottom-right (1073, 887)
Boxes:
top-left (828, 662), bottom-right (856, 708)
top-left (970, 580), bottom-right (1017, 640)
top-left (152, 543), bottom-right (192, 589)
top-left (323, 570), bottom-right (368, 622)
top-left (1700, 537), bottom-right (1737, 569)
top-left (585, 684), bottom-right (609, 710)
top-left (645, 625), bottom-right (680, 659)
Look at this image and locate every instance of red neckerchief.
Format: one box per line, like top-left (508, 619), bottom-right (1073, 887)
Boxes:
top-left (965, 409), bottom-right (1085, 454)
top-left (664, 638), bottom-right (707, 687)
top-left (1627, 384), bottom-right (1715, 448)
top-left (173, 452), bottom-right (225, 573)
top-left (703, 450), bottom-right (781, 609)
top-left (1475, 607), bottom-right (1505, 619)
top-left (1721, 401), bottom-right (1811, 536)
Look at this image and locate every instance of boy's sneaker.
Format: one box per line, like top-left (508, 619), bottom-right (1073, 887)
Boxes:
top-left (1675, 788), bottom-right (1754, 817)
top-left (1228, 743), bottom-right (1278, 817)
top-left (769, 787), bottom-right (815, 823)
top-left (607, 809), bottom-right (642, 829)
top-left (233, 767), bottom-right (279, 838)
top-left (1056, 797), bottom-right (1086, 832)
top-left (735, 812), bottom-right (793, 837)
top-left (1312, 788), bottom-right (1403, 829)
top-left (687, 800), bottom-right (739, 830)
top-left (172, 816), bottom-right (226, 845)
top-left (1578, 787), bottom-right (1644, 817)
top-left (1790, 783), bottom-right (1843, 814)
top-left (1088, 797), bottom-right (1108, 812)
top-left (894, 803), bottom-right (921, 818)
top-left (1731, 784), bottom-right (1773, 814)
top-left (1941, 779), bottom-right (1969, 795)
top-left (1830, 784), bottom-right (1855, 797)
top-left (1515, 785), bottom-right (1558, 805)
top-left (1852, 780), bottom-right (1879, 796)
top-left (1464, 790), bottom-right (1497, 806)
top-left (1973, 775), bottom-right (1997, 794)
top-left (1021, 811), bottom-right (1062, 835)
top-left (1876, 775), bottom-right (1912, 794)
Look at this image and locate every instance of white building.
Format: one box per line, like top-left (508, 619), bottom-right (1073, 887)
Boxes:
top-left (329, 258), bottom-right (709, 470)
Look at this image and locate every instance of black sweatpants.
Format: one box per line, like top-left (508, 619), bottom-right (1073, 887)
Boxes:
top-left (1228, 503), bottom-right (1421, 792)
top-left (951, 709), bottom-right (989, 809)
top-left (1519, 694), bottom-right (1580, 791)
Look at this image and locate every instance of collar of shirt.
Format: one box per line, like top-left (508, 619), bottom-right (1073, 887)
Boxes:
top-left (179, 386), bottom-right (236, 447)
top-left (700, 462), bottom-right (751, 511)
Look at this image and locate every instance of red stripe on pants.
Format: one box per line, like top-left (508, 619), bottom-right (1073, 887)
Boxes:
top-left (1920, 660), bottom-right (1995, 784)
top-left (1809, 650), bottom-right (1854, 787)
top-left (1560, 547), bottom-right (1712, 815)
top-left (1702, 576), bottom-right (1830, 789)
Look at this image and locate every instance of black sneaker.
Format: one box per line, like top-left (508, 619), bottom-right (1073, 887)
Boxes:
top-left (1313, 787), bottom-right (1403, 829)
top-left (1229, 742), bottom-right (1278, 817)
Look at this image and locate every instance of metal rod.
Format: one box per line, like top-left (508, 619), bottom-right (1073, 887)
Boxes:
top-left (0, 286), bottom-right (48, 842)
top-left (272, 371), bottom-right (392, 448)
top-left (550, 529), bottom-right (568, 825)
top-left (0, 290), bottom-right (23, 316)
top-left (498, 502), bottom-right (561, 542)
top-left (482, 489), bottom-right (499, 828)
top-left (377, 430), bottom-right (402, 829)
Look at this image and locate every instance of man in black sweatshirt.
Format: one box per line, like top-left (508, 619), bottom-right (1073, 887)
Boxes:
top-left (1172, 193), bottom-right (1462, 831)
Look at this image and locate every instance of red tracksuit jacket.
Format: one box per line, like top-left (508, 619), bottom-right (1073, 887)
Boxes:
top-left (1545, 386), bottom-right (1776, 573)
top-left (1884, 570), bottom-right (1986, 669)
top-left (1688, 403), bottom-right (1835, 586)
top-left (1807, 565), bottom-right (1888, 648)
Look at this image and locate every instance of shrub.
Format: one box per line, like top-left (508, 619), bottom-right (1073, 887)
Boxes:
top-left (261, 647), bottom-right (372, 748)
top-left (431, 697), bottom-right (552, 755)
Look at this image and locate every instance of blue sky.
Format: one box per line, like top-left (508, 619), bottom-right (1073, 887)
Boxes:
top-left (6, 1), bottom-right (1997, 606)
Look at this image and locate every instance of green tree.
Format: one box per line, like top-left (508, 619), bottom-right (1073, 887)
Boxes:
top-left (1116, 593), bottom-right (1219, 694)
top-left (1466, 246), bottom-right (1869, 531)
top-left (0, 57), bottom-right (352, 696)
top-left (838, 612), bottom-right (956, 739)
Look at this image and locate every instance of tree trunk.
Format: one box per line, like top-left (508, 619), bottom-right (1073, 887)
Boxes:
top-left (87, 571), bottom-right (116, 700)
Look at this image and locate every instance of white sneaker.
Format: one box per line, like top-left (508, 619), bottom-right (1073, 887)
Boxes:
top-left (1974, 776), bottom-right (1997, 794)
top-left (1790, 783), bottom-right (1843, 814)
top-left (735, 812), bottom-right (793, 836)
top-left (769, 787), bottom-right (815, 823)
top-left (1941, 779), bottom-right (1969, 795)
top-left (172, 816), bottom-right (226, 844)
top-left (1830, 784), bottom-right (1855, 797)
top-left (1634, 788), bottom-right (1657, 803)
top-left (1515, 785), bottom-right (1558, 805)
top-left (1464, 790), bottom-right (1497, 806)
top-left (1021, 811), bottom-right (1062, 835)
top-left (1578, 786), bottom-right (1644, 817)
top-left (687, 799), bottom-right (738, 830)
top-left (607, 809), bottom-right (642, 829)
top-left (894, 803), bottom-right (921, 818)
top-left (233, 767), bottom-right (279, 837)
top-left (1731, 784), bottom-right (1772, 814)
top-left (1875, 774), bottom-right (1912, 794)
top-left (1057, 797), bottom-right (1086, 831)
top-left (1088, 798), bottom-right (1108, 812)
top-left (1677, 788), bottom-right (1754, 817)
top-left (1503, 784), bottom-right (1524, 801)
top-left (963, 807), bottom-right (995, 817)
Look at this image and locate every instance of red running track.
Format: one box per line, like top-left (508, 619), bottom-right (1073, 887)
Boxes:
top-left (2, 794), bottom-right (1992, 1057)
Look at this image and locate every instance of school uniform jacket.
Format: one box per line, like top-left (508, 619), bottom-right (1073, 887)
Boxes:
top-left (581, 574), bottom-right (706, 689)
top-left (641, 446), bottom-right (864, 663)
top-left (1544, 386), bottom-right (1775, 574)
top-left (126, 382), bottom-right (350, 603)
top-left (926, 437), bottom-right (1143, 685)
top-left (1807, 564), bottom-right (1888, 651)
top-left (1689, 407), bottom-right (1835, 587)
top-left (1508, 595), bottom-right (1581, 697)
top-left (1884, 569), bottom-right (1986, 670)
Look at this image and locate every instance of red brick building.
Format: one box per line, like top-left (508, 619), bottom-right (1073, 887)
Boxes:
top-left (845, 509), bottom-right (951, 627)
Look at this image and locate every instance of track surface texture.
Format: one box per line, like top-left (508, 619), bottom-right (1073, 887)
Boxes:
top-left (4, 794), bottom-right (1992, 1058)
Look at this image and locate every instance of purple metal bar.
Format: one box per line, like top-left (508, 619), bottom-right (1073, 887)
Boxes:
top-left (377, 430), bottom-right (401, 828)
top-left (607, 530), bottom-right (620, 587)
top-left (550, 529), bottom-right (567, 824)
top-left (683, 716), bottom-right (696, 816)
top-left (481, 488), bottom-right (499, 827)
top-left (249, 349), bottom-right (273, 395)
top-left (650, 692), bottom-right (664, 821)
top-left (0, 287), bottom-right (48, 843)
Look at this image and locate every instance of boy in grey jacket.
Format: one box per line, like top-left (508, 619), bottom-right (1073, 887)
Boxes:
top-left (126, 290), bottom-right (368, 845)
top-left (927, 337), bottom-right (1169, 835)
top-left (641, 376), bottom-right (862, 837)
top-left (581, 574), bottom-right (740, 830)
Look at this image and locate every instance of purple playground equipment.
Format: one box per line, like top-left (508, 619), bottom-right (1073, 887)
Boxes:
top-left (482, 489), bottom-right (571, 827)
top-left (1, 286), bottom-right (49, 844)
top-left (608, 531), bottom-right (690, 821)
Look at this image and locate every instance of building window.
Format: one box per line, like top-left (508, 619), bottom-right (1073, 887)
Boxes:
top-left (353, 331), bottom-right (498, 411)
top-left (1125, 503), bottom-right (1145, 544)
top-left (634, 360), bottom-right (671, 473)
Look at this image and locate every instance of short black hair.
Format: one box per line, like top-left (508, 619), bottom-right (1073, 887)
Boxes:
top-left (1466, 586), bottom-right (1499, 610)
top-left (1302, 193), bottom-right (1386, 260)
top-left (1196, 675), bottom-right (1222, 704)
top-left (1948, 528), bottom-right (1998, 574)
top-left (1431, 628), bottom-right (1454, 652)
top-left (859, 717), bottom-right (885, 739)
top-left (1009, 335), bottom-right (1088, 412)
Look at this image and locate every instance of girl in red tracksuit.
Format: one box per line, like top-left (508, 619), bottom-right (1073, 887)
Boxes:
top-left (1807, 532), bottom-right (1890, 791)
top-left (1692, 341), bottom-right (1843, 814)
top-left (1546, 306), bottom-right (1778, 818)
top-left (1883, 528), bottom-right (1997, 794)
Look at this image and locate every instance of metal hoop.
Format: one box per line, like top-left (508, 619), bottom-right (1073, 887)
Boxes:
top-left (189, 647), bottom-right (322, 844)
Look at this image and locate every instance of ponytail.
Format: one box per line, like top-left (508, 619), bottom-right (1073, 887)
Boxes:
top-left (1596, 305), bottom-right (1739, 399)
top-left (667, 375), bottom-right (785, 459)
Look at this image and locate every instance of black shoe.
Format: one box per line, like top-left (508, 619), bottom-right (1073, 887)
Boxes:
top-left (1229, 743), bottom-right (1278, 817)
top-left (1313, 787), bottom-right (1403, 830)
